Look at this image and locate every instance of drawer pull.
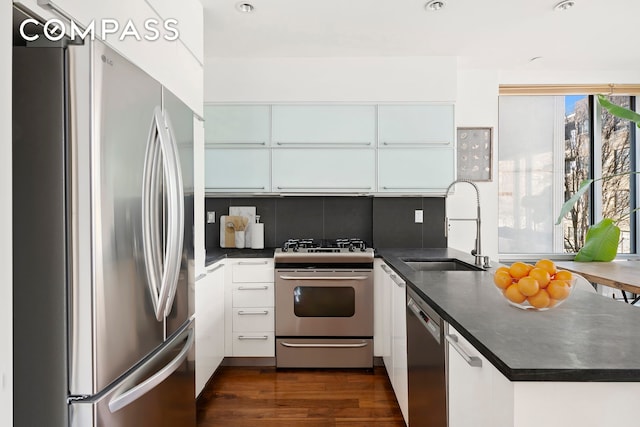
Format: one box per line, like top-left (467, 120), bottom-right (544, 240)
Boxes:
top-left (237, 261), bottom-right (269, 265)
top-left (279, 275), bottom-right (369, 281)
top-left (380, 264), bottom-right (391, 273)
top-left (238, 335), bottom-right (269, 340)
top-left (237, 310), bottom-right (269, 315)
top-left (237, 285), bottom-right (269, 290)
top-left (445, 334), bottom-right (482, 367)
top-left (390, 274), bottom-right (405, 287)
top-left (206, 263), bottom-right (224, 273)
top-left (280, 341), bottom-right (368, 349)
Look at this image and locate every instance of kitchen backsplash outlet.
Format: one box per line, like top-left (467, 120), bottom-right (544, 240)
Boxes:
top-left (205, 196), bottom-right (447, 251)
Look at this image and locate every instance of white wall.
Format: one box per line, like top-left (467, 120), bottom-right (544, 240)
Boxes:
top-left (1, 2), bottom-right (11, 425)
top-left (205, 56), bottom-right (457, 102)
top-left (448, 69), bottom-right (500, 261)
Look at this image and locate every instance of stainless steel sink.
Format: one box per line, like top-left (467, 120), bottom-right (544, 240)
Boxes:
top-left (401, 258), bottom-right (484, 272)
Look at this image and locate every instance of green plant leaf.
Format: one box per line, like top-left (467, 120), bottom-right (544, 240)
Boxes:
top-left (598, 94), bottom-right (640, 128)
top-left (555, 179), bottom-right (594, 225)
top-left (574, 218), bottom-right (620, 262)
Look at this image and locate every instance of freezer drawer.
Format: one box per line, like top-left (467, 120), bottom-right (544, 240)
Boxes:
top-left (69, 321), bottom-right (195, 427)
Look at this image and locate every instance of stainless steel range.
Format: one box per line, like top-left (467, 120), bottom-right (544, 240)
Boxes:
top-left (274, 239), bottom-right (374, 368)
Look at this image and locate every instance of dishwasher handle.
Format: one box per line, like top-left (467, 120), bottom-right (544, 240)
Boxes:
top-left (407, 297), bottom-right (441, 344)
top-left (445, 334), bottom-right (483, 367)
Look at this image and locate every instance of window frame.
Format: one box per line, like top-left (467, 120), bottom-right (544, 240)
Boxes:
top-left (497, 86), bottom-right (640, 260)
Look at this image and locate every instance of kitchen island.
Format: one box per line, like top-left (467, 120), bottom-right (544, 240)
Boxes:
top-left (379, 247), bottom-right (640, 427)
top-left (380, 247), bottom-right (640, 381)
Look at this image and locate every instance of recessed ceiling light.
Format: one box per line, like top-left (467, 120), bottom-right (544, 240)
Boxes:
top-left (425, 1), bottom-right (445, 11)
top-left (554, 0), bottom-right (575, 11)
top-left (236, 2), bottom-right (255, 13)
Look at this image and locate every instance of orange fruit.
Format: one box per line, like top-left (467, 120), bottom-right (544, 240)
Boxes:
top-left (547, 280), bottom-right (571, 300)
top-left (504, 284), bottom-right (527, 304)
top-left (494, 271), bottom-right (513, 290)
top-left (525, 263), bottom-right (535, 273)
top-left (529, 267), bottom-right (551, 288)
top-left (528, 289), bottom-right (551, 309)
top-left (535, 259), bottom-right (557, 276)
top-left (496, 266), bottom-right (510, 275)
top-left (517, 276), bottom-right (540, 296)
top-left (554, 270), bottom-right (573, 281)
top-left (509, 262), bottom-right (530, 279)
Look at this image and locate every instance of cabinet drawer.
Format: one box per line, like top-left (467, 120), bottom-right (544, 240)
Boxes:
top-left (232, 308), bottom-right (275, 332)
top-left (232, 283), bottom-right (274, 307)
top-left (231, 260), bottom-right (274, 283)
top-left (232, 332), bottom-right (275, 357)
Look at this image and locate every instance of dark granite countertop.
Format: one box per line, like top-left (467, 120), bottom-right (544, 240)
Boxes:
top-left (379, 247), bottom-right (640, 382)
top-left (205, 248), bottom-right (275, 266)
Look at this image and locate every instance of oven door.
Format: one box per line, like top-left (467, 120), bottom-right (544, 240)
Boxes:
top-left (275, 269), bottom-right (373, 337)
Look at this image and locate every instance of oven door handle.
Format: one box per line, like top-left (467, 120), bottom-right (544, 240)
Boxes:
top-left (278, 275), bottom-right (370, 281)
top-left (279, 341), bottom-right (369, 349)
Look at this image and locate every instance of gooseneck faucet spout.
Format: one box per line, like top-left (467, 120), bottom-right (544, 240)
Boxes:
top-left (445, 179), bottom-right (489, 268)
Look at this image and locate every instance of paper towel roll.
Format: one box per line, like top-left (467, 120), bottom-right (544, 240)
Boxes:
top-left (251, 223), bottom-right (264, 249)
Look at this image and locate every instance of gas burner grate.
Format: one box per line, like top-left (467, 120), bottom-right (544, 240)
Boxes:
top-left (281, 238), bottom-right (368, 252)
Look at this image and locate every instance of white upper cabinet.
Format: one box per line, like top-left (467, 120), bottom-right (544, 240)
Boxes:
top-left (202, 103), bottom-right (456, 194)
top-left (378, 105), bottom-right (454, 146)
top-left (32, 0), bottom-right (203, 114)
top-left (272, 105), bottom-right (376, 146)
top-left (204, 105), bottom-right (271, 146)
top-left (146, 0), bottom-right (204, 63)
top-left (378, 148), bottom-right (455, 192)
top-left (272, 148), bottom-right (375, 193)
top-left (204, 148), bottom-right (270, 192)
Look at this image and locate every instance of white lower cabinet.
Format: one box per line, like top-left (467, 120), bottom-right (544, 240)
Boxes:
top-left (446, 325), bottom-right (640, 427)
top-left (225, 259), bottom-right (275, 357)
top-left (390, 273), bottom-right (408, 425)
top-left (447, 324), bottom-right (506, 427)
top-left (376, 260), bottom-right (408, 426)
top-left (195, 261), bottom-right (225, 396)
top-left (373, 260), bottom-right (391, 358)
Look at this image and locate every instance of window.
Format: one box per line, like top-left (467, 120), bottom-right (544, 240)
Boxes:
top-left (498, 93), bottom-right (638, 256)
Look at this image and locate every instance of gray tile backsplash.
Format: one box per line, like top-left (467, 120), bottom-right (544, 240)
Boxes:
top-left (205, 196), bottom-right (446, 251)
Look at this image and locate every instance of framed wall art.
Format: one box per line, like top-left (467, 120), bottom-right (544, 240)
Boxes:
top-left (456, 127), bottom-right (492, 181)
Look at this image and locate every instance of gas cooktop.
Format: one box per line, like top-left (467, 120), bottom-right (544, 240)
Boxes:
top-left (274, 238), bottom-right (374, 264)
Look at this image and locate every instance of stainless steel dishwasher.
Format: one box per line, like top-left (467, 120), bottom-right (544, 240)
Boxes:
top-left (406, 287), bottom-right (447, 427)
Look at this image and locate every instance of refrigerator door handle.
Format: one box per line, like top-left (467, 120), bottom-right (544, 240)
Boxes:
top-left (108, 325), bottom-right (194, 413)
top-left (142, 108), bottom-right (165, 321)
top-left (142, 107), bottom-right (180, 321)
top-left (160, 109), bottom-right (185, 317)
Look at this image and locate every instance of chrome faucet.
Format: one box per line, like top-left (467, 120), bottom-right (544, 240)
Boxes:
top-left (445, 179), bottom-right (490, 268)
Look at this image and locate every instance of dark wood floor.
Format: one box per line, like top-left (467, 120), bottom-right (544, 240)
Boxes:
top-left (197, 366), bottom-right (405, 426)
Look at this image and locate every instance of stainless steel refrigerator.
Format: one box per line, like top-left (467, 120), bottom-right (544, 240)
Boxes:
top-left (13, 14), bottom-right (196, 426)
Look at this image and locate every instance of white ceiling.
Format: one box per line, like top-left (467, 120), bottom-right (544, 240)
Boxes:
top-left (201, 0), bottom-right (640, 71)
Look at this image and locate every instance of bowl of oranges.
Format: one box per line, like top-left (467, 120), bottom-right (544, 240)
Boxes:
top-left (493, 259), bottom-right (575, 311)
